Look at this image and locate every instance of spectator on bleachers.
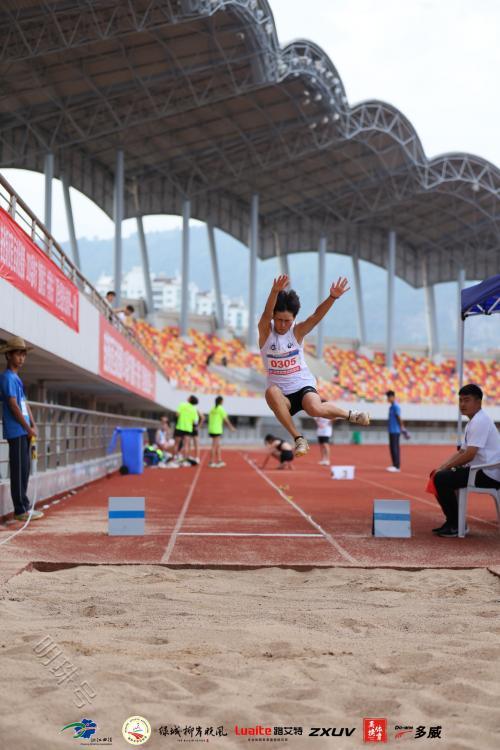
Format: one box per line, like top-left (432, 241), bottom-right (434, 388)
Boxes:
top-left (117, 305), bottom-right (135, 329)
top-left (105, 290), bottom-right (116, 307)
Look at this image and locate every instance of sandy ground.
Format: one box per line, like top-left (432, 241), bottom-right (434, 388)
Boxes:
top-left (0, 565), bottom-right (499, 750)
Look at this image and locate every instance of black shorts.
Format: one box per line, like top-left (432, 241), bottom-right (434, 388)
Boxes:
top-left (318, 435), bottom-right (331, 444)
top-left (174, 428), bottom-right (192, 437)
top-left (192, 427), bottom-right (199, 437)
top-left (286, 386), bottom-right (318, 416)
top-left (209, 432), bottom-right (222, 439)
top-left (280, 450), bottom-right (294, 463)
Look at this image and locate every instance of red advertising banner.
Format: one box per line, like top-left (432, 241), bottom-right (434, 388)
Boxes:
top-left (0, 206), bottom-right (79, 331)
top-left (99, 317), bottom-right (156, 401)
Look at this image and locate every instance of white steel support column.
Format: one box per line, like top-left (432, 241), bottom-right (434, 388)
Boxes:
top-left (422, 257), bottom-right (440, 358)
top-left (44, 152), bottom-right (54, 233)
top-left (61, 174), bottom-right (81, 269)
top-left (207, 223), bottom-right (224, 330)
top-left (456, 267), bottom-right (466, 446)
top-left (247, 193), bottom-right (259, 347)
top-left (136, 216), bottom-right (154, 314)
top-left (386, 230), bottom-right (396, 369)
top-left (274, 233), bottom-right (290, 280)
top-left (180, 199), bottom-right (191, 337)
top-left (352, 252), bottom-right (367, 346)
top-left (316, 236), bottom-right (327, 358)
top-left (113, 149), bottom-right (124, 306)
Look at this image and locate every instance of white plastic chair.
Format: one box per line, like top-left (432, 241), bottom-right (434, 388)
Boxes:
top-left (457, 461), bottom-right (500, 538)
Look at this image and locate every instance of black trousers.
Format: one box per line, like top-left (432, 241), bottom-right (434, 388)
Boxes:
top-left (388, 432), bottom-right (401, 469)
top-left (7, 436), bottom-right (31, 515)
top-left (434, 467), bottom-right (500, 526)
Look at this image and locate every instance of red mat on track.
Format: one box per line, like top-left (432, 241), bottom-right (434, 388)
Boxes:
top-left (1, 445), bottom-right (499, 572)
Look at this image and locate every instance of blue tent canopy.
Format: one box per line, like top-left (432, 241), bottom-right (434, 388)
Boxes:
top-left (461, 274), bottom-right (500, 319)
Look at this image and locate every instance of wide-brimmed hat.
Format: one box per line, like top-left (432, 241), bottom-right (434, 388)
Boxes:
top-left (0, 336), bottom-right (33, 354)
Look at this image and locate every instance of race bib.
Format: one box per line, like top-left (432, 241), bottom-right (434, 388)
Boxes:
top-left (20, 398), bottom-right (29, 418)
top-left (267, 348), bottom-right (301, 377)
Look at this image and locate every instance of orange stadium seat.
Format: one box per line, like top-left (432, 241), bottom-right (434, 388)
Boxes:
top-left (134, 321), bottom-right (498, 404)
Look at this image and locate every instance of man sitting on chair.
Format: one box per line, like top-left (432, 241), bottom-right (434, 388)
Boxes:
top-left (433, 384), bottom-right (500, 537)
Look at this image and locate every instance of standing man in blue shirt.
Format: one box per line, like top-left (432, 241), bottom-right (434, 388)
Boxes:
top-left (386, 390), bottom-right (409, 473)
top-left (0, 336), bottom-right (44, 521)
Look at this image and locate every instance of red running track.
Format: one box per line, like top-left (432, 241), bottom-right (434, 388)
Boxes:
top-left (0, 444), bottom-right (499, 575)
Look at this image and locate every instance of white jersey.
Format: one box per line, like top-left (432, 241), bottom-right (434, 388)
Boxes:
top-left (315, 417), bottom-right (332, 437)
top-left (462, 409), bottom-right (500, 482)
top-left (260, 322), bottom-right (316, 395)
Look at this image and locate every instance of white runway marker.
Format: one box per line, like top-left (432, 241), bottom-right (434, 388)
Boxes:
top-left (243, 454), bottom-right (359, 564)
top-left (161, 455), bottom-right (206, 562)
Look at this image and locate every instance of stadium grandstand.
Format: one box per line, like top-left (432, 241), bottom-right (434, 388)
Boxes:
top-left (1, 0), bottom-right (500, 512)
top-left (2, 3), bottom-right (500, 745)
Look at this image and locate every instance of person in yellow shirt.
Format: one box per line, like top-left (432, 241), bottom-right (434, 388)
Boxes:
top-left (208, 396), bottom-right (235, 468)
top-left (173, 396), bottom-right (198, 462)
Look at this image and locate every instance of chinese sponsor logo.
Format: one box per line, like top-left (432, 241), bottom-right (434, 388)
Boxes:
top-left (395, 725), bottom-right (414, 740)
top-left (158, 725), bottom-right (227, 742)
top-left (60, 719), bottom-right (96, 740)
top-left (363, 719), bottom-right (387, 743)
top-left (393, 725), bottom-right (443, 740)
top-left (309, 727), bottom-right (356, 737)
top-left (122, 716), bottom-right (151, 746)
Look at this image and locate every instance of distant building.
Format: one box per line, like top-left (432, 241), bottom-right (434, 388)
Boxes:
top-left (95, 267), bottom-right (249, 332)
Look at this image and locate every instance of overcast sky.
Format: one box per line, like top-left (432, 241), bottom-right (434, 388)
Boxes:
top-left (3, 0), bottom-right (500, 242)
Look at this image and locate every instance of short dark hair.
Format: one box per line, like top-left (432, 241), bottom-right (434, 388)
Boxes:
top-left (126, 305), bottom-right (135, 313)
top-left (215, 396), bottom-right (223, 406)
top-left (274, 289), bottom-right (300, 317)
top-left (188, 395), bottom-right (199, 405)
top-left (264, 434), bottom-right (276, 443)
top-left (459, 383), bottom-right (483, 400)
top-left (386, 390), bottom-right (395, 398)
top-left (106, 290), bottom-right (116, 297)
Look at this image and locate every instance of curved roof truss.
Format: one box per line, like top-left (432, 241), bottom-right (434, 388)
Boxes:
top-left (1, 0), bottom-right (500, 287)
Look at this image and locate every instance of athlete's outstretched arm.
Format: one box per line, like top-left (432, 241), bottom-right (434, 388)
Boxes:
top-left (258, 275), bottom-right (289, 348)
top-left (294, 277), bottom-right (350, 343)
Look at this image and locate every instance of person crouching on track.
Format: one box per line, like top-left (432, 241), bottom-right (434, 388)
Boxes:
top-left (258, 274), bottom-right (370, 458)
top-left (208, 396), bottom-right (235, 467)
top-left (261, 434), bottom-right (294, 471)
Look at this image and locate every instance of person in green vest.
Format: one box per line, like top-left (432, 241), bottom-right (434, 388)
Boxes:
top-left (173, 395), bottom-right (198, 462)
top-left (208, 396), bottom-right (236, 468)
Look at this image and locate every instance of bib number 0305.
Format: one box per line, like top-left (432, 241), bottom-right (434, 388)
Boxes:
top-left (270, 357), bottom-right (297, 369)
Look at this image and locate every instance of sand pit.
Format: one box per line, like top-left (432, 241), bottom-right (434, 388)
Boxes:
top-left (0, 565), bottom-right (499, 749)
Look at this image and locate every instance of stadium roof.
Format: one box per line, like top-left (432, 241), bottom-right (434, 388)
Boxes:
top-left (1, 0), bottom-right (500, 287)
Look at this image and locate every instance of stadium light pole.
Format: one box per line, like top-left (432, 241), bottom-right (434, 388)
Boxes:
top-left (247, 193), bottom-right (259, 348)
top-left (207, 223), bottom-right (225, 332)
top-left (113, 149), bottom-right (124, 306)
top-left (352, 252), bottom-right (367, 347)
top-left (386, 230), bottom-right (396, 369)
top-left (61, 174), bottom-right (81, 269)
top-left (422, 255), bottom-right (440, 358)
top-left (136, 216), bottom-right (154, 315)
top-left (456, 266), bottom-right (466, 446)
top-left (44, 152), bottom-right (54, 234)
top-left (180, 198), bottom-right (191, 338)
top-left (316, 235), bottom-right (327, 358)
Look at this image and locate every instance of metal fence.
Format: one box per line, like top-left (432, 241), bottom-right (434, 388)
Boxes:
top-left (0, 172), bottom-right (163, 375)
top-left (0, 403), bottom-right (159, 480)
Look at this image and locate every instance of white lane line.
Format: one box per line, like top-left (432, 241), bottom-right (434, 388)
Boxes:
top-left (161, 455), bottom-right (206, 563)
top-left (177, 532), bottom-right (323, 537)
top-left (243, 454), bottom-right (358, 564)
top-left (357, 476), bottom-right (498, 527)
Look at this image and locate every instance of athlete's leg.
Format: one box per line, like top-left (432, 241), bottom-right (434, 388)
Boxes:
top-left (302, 393), bottom-right (370, 425)
top-left (265, 386), bottom-right (300, 440)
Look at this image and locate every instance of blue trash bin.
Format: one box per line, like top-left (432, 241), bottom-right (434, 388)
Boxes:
top-left (108, 428), bottom-right (145, 475)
